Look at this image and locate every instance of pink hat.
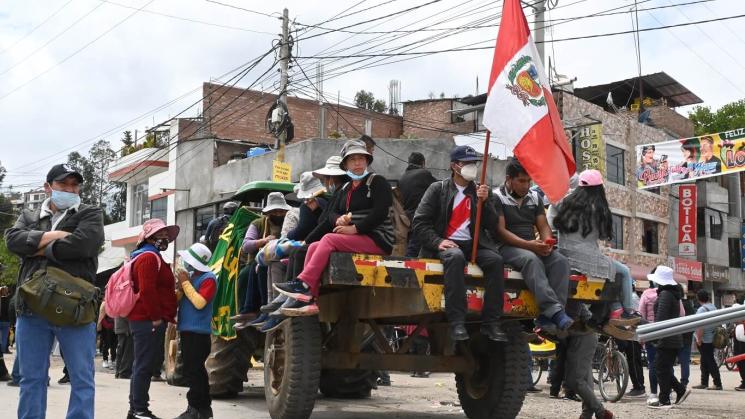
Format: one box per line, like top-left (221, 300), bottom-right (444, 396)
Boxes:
top-left (137, 218), bottom-right (180, 245)
top-left (578, 169), bottom-right (603, 187)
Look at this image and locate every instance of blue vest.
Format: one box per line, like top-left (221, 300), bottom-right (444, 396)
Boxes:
top-left (177, 272), bottom-right (215, 334)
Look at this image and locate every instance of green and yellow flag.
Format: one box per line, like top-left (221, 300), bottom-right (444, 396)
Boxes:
top-left (210, 206), bottom-right (259, 339)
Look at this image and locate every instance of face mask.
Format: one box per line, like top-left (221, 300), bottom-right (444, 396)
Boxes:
top-left (269, 215), bottom-right (284, 226)
top-left (346, 170), bottom-right (369, 181)
top-left (153, 238), bottom-right (169, 251)
top-left (50, 190), bottom-right (80, 210)
top-left (459, 164), bottom-right (478, 182)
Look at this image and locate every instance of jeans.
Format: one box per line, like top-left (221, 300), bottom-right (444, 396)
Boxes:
top-left (439, 242), bottom-right (504, 323)
top-left (656, 347), bottom-right (685, 404)
top-left (180, 331), bottom-right (212, 410)
top-left (130, 320), bottom-right (166, 412)
top-left (150, 324), bottom-right (166, 378)
top-left (645, 342), bottom-right (658, 394)
top-left (0, 321), bottom-right (10, 352)
top-left (116, 333), bottom-right (134, 378)
top-left (16, 314), bottom-right (96, 419)
top-left (298, 234), bottom-right (385, 296)
top-left (611, 261), bottom-right (634, 312)
top-left (565, 332), bottom-right (603, 417)
top-left (499, 246), bottom-right (569, 318)
top-left (677, 342), bottom-right (691, 387)
top-left (699, 342), bottom-right (722, 387)
top-left (12, 346), bottom-right (21, 382)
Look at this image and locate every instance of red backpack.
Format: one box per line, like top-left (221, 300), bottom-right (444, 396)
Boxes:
top-left (104, 251), bottom-right (161, 318)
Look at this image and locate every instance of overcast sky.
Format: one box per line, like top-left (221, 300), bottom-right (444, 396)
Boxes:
top-left (1, 0), bottom-right (744, 190)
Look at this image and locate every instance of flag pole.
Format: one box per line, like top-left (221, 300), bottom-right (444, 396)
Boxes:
top-left (470, 130), bottom-right (492, 263)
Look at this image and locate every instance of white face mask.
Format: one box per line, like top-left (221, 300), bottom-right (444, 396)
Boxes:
top-left (459, 163), bottom-right (478, 182)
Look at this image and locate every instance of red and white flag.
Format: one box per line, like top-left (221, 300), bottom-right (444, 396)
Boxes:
top-left (482, 0), bottom-right (575, 203)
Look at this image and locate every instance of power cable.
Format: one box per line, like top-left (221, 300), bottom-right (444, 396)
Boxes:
top-left (0, 0), bottom-right (75, 55)
top-left (204, 0), bottom-right (280, 19)
top-left (0, 0), bottom-right (155, 102)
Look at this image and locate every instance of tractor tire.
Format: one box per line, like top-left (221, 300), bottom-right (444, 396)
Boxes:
top-left (164, 324), bottom-right (187, 387)
top-left (455, 323), bottom-right (530, 419)
top-left (264, 316), bottom-right (321, 419)
top-left (206, 328), bottom-right (259, 398)
top-left (319, 369), bottom-right (377, 399)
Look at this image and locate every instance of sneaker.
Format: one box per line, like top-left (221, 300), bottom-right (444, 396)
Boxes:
top-left (151, 374), bottom-right (165, 382)
top-left (260, 316), bottom-right (286, 333)
top-left (675, 388), bottom-right (691, 405)
top-left (735, 385), bottom-right (745, 391)
top-left (549, 391), bottom-right (560, 399)
top-left (109, 362), bottom-right (116, 370)
top-left (626, 388), bottom-right (646, 398)
top-left (7, 380), bottom-right (19, 387)
top-left (691, 384), bottom-right (707, 389)
top-left (707, 385), bottom-right (723, 391)
top-left (58, 374), bottom-right (70, 384)
top-left (127, 410), bottom-right (161, 419)
top-left (273, 281), bottom-right (312, 302)
top-left (102, 360), bottom-right (109, 369)
top-left (376, 377), bottom-right (391, 386)
top-left (260, 294), bottom-right (289, 314)
top-left (280, 299), bottom-right (319, 317)
top-left (647, 400), bottom-right (672, 409)
top-left (526, 386), bottom-right (542, 393)
top-left (175, 405), bottom-right (210, 419)
top-left (646, 395), bottom-right (659, 405)
top-left (248, 313), bottom-right (270, 327)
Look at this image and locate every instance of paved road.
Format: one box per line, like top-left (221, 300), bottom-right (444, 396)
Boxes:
top-left (1, 353), bottom-right (744, 418)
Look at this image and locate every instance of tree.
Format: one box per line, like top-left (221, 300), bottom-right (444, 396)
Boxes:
top-left (121, 130), bottom-right (135, 156)
top-left (689, 99), bottom-right (745, 135)
top-left (66, 140), bottom-right (121, 224)
top-left (0, 162), bottom-right (19, 286)
top-left (354, 90), bottom-right (387, 113)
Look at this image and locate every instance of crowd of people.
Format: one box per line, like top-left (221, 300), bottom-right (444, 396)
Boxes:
top-left (1, 138), bottom-right (744, 419)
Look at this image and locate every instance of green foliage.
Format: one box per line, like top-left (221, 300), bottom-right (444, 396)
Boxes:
top-left (0, 239), bottom-right (19, 286)
top-left (354, 90), bottom-right (387, 113)
top-left (66, 139), bottom-right (121, 224)
top-left (688, 100), bottom-right (745, 136)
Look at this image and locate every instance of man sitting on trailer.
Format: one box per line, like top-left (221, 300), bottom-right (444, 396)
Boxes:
top-left (412, 145), bottom-right (507, 342)
top-left (494, 157), bottom-right (572, 333)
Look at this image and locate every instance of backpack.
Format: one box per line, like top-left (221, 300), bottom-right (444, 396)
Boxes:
top-left (345, 174), bottom-right (410, 257)
top-left (104, 251), bottom-right (161, 318)
top-left (207, 215), bottom-right (230, 251)
top-left (712, 325), bottom-right (729, 349)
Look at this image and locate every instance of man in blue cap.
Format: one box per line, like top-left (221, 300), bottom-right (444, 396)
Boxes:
top-left (412, 145), bottom-right (507, 342)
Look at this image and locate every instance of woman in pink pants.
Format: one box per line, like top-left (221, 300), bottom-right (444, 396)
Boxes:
top-left (274, 139), bottom-right (394, 316)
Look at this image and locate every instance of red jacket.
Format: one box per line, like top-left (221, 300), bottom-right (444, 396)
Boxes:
top-left (127, 252), bottom-right (177, 323)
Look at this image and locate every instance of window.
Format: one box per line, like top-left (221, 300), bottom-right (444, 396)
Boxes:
top-left (709, 211), bottom-right (723, 240)
top-left (642, 220), bottom-right (659, 254)
top-left (646, 187), bottom-right (660, 195)
top-left (194, 206), bottom-right (215, 242)
top-left (605, 144), bottom-right (625, 185)
top-left (150, 197), bottom-right (167, 221)
top-left (728, 238), bottom-right (741, 269)
top-left (610, 214), bottom-right (624, 250)
top-left (132, 182), bottom-right (149, 226)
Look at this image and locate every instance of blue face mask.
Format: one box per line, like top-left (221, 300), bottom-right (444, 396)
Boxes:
top-left (346, 170), bottom-right (369, 181)
top-left (50, 190), bottom-right (80, 210)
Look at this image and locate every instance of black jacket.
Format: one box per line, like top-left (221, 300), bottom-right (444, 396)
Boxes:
top-left (653, 285), bottom-right (684, 349)
top-left (398, 165), bottom-right (437, 221)
top-left (412, 178), bottom-right (499, 255)
top-left (5, 203), bottom-right (105, 312)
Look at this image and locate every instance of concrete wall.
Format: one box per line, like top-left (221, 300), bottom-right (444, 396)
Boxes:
top-left (402, 99), bottom-right (476, 139)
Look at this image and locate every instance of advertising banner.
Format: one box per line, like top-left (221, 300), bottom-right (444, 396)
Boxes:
top-left (704, 263), bottom-right (730, 283)
top-left (576, 123), bottom-right (606, 175)
top-left (671, 257), bottom-right (703, 282)
top-left (635, 128), bottom-right (745, 189)
top-left (678, 185), bottom-right (697, 256)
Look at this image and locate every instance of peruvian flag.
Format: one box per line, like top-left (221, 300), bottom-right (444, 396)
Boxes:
top-left (482, 0), bottom-right (575, 203)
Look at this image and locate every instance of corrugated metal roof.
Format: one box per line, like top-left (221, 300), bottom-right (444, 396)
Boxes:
top-left (573, 71), bottom-right (703, 108)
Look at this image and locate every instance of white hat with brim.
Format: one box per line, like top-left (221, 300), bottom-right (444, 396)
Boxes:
top-left (178, 243), bottom-right (212, 273)
top-left (262, 191), bottom-right (292, 213)
top-left (647, 265), bottom-right (677, 286)
top-left (296, 172), bottom-right (326, 199)
top-left (313, 156), bottom-right (347, 177)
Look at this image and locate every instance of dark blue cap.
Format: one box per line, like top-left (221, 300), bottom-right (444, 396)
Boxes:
top-left (450, 145), bottom-right (481, 162)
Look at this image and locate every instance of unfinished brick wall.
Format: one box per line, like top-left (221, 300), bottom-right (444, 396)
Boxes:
top-left (201, 83), bottom-right (402, 144)
top-left (402, 99), bottom-right (477, 139)
top-left (648, 106), bottom-right (695, 138)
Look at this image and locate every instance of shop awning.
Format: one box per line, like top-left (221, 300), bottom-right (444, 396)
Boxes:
top-left (628, 263), bottom-right (687, 283)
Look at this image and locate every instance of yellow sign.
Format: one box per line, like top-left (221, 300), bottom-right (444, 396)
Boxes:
top-left (272, 160), bottom-right (291, 182)
top-left (576, 123), bottom-right (606, 175)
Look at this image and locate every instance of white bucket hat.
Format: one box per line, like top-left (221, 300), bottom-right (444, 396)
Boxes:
top-left (178, 243), bottom-right (212, 273)
top-left (339, 139), bottom-right (373, 169)
top-left (296, 172), bottom-right (326, 199)
top-left (647, 265), bottom-right (677, 286)
top-left (313, 156), bottom-right (347, 177)
top-left (262, 192), bottom-right (292, 213)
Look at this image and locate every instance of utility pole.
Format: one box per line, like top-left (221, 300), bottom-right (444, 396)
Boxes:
top-left (277, 7), bottom-right (290, 162)
top-left (533, 0), bottom-right (547, 67)
top-left (317, 61), bottom-right (326, 138)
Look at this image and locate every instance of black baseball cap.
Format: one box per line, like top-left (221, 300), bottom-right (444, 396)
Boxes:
top-left (46, 164), bottom-right (84, 184)
top-left (450, 145), bottom-right (481, 162)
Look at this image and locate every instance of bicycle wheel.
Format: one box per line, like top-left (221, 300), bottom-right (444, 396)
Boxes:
top-left (597, 350), bottom-right (629, 403)
top-left (725, 342), bottom-right (736, 371)
top-left (715, 346), bottom-right (726, 368)
top-left (531, 358), bottom-right (543, 387)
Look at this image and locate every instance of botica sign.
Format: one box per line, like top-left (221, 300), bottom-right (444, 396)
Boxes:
top-left (704, 263), bottom-right (730, 283)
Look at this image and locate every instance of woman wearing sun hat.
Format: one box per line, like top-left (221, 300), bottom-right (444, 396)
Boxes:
top-left (174, 243), bottom-right (217, 419)
top-left (126, 218), bottom-right (180, 419)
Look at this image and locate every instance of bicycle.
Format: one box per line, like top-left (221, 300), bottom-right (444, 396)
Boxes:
top-left (529, 339), bottom-right (556, 387)
top-left (593, 335), bottom-right (629, 403)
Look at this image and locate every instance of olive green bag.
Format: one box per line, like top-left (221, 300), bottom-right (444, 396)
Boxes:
top-left (19, 266), bottom-right (100, 327)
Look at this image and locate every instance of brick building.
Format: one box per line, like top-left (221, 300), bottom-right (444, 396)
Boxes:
top-left (201, 82), bottom-right (403, 144)
top-left (401, 97), bottom-right (483, 139)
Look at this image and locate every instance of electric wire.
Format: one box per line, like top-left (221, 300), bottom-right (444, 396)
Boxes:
top-left (0, 0), bottom-right (75, 55)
